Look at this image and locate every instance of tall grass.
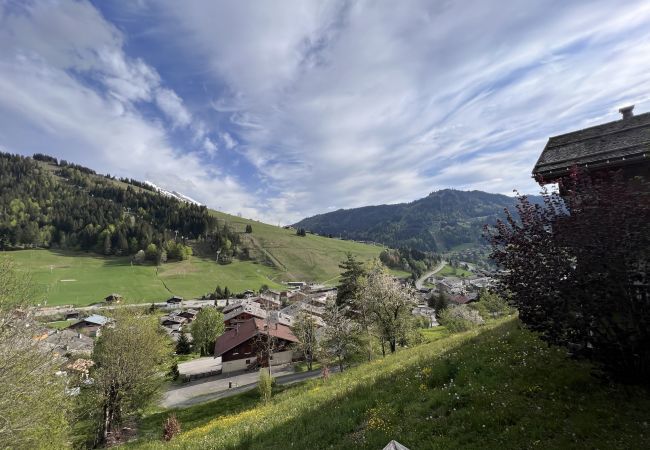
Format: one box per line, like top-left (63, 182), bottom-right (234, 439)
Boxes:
top-left (129, 317), bottom-right (650, 449)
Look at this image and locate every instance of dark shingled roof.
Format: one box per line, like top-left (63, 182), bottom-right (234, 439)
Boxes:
top-left (533, 111), bottom-right (650, 180)
top-left (214, 318), bottom-right (298, 357)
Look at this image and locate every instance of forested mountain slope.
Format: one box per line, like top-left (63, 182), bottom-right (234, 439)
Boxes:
top-left (0, 153), bottom-right (386, 297)
top-left (0, 152), bottom-right (229, 259)
top-left (294, 189), bottom-right (539, 252)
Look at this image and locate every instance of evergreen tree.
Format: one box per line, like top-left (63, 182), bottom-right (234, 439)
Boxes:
top-left (336, 253), bottom-right (366, 306)
top-left (176, 330), bottom-right (191, 355)
top-left (103, 233), bottom-right (111, 255)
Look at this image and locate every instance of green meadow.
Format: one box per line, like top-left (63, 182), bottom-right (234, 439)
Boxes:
top-left (128, 317), bottom-right (650, 449)
top-left (211, 210), bottom-right (389, 283)
top-left (3, 250), bottom-right (284, 306)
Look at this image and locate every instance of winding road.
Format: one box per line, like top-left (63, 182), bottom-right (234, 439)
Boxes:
top-left (414, 260), bottom-right (447, 290)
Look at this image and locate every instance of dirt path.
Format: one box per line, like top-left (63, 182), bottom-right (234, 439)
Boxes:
top-left (155, 267), bottom-right (174, 294)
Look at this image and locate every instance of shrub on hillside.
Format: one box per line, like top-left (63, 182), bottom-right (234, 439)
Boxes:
top-left (438, 305), bottom-right (484, 332)
top-left (258, 369), bottom-right (273, 403)
top-left (133, 249), bottom-right (145, 265)
top-left (162, 414), bottom-right (181, 441)
top-left (486, 171), bottom-right (650, 383)
top-left (472, 290), bottom-right (512, 319)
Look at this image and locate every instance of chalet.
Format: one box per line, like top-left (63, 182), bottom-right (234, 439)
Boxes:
top-left (177, 309), bottom-right (199, 321)
top-left (214, 318), bottom-right (299, 373)
top-left (104, 293), bottom-right (122, 303)
top-left (449, 294), bottom-right (477, 305)
top-left (223, 301), bottom-right (267, 327)
top-left (166, 295), bottom-right (183, 305)
top-left (67, 314), bottom-right (112, 337)
top-left (43, 329), bottom-right (94, 356)
top-left (412, 305), bottom-right (438, 327)
top-left (253, 295), bottom-right (281, 310)
top-left (63, 310), bottom-right (80, 321)
top-left (160, 314), bottom-right (187, 327)
top-left (287, 281), bottom-right (307, 289)
top-left (533, 105), bottom-right (650, 185)
top-left (280, 301), bottom-right (326, 319)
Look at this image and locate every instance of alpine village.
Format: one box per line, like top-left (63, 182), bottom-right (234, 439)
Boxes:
top-left (0, 2), bottom-right (649, 450)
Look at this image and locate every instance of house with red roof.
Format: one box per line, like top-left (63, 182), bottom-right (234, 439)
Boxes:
top-left (214, 318), bottom-right (299, 373)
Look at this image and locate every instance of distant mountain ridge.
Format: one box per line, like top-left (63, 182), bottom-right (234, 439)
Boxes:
top-left (294, 189), bottom-right (539, 252)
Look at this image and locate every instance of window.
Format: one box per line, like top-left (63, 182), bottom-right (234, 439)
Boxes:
top-left (245, 359), bottom-right (251, 364)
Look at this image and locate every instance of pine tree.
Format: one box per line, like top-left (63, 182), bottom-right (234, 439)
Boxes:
top-left (176, 330), bottom-right (191, 355)
top-left (336, 253), bottom-right (366, 306)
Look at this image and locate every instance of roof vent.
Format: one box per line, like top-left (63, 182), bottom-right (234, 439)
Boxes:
top-left (619, 105), bottom-right (634, 119)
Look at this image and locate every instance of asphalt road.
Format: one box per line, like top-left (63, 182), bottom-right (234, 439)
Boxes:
top-left (414, 260), bottom-right (447, 290)
top-left (162, 366), bottom-right (328, 408)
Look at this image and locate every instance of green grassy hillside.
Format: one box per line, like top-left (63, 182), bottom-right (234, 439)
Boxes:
top-left (5, 250), bottom-right (284, 306)
top-left (128, 318), bottom-right (650, 449)
top-left (210, 210), bottom-right (393, 282)
top-left (4, 229), bottom-right (390, 307)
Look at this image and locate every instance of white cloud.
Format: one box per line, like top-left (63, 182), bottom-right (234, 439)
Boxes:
top-left (155, 88), bottom-right (192, 127)
top-left (220, 132), bottom-right (237, 150)
top-left (202, 137), bottom-right (218, 155)
top-left (158, 0), bottom-right (650, 222)
top-left (0, 0), bottom-right (258, 218)
top-left (4, 1), bottom-right (650, 224)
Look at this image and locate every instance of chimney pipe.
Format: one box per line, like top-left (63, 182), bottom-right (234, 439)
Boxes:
top-left (619, 105), bottom-right (634, 119)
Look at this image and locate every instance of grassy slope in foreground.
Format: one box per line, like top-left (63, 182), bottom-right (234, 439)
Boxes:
top-left (210, 210), bottom-right (401, 282)
top-left (129, 318), bottom-right (650, 450)
top-left (5, 250), bottom-right (284, 306)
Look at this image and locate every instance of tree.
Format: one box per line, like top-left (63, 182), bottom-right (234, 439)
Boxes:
top-left (336, 253), bottom-right (366, 306)
top-left (86, 312), bottom-right (171, 446)
top-left (486, 171), bottom-right (650, 383)
top-left (156, 249), bottom-right (167, 265)
top-left (319, 301), bottom-right (362, 372)
top-left (176, 329), bottom-right (192, 355)
top-left (428, 291), bottom-right (449, 312)
top-left (191, 308), bottom-right (225, 356)
top-left (292, 312), bottom-right (319, 371)
top-left (296, 228), bottom-right (307, 237)
top-left (103, 232), bottom-right (112, 255)
top-left (245, 224), bottom-right (253, 233)
top-left (359, 266), bottom-right (418, 353)
top-left (475, 289), bottom-right (511, 319)
top-left (0, 258), bottom-right (70, 449)
top-left (145, 243), bottom-right (158, 261)
top-left (133, 249), bottom-right (146, 265)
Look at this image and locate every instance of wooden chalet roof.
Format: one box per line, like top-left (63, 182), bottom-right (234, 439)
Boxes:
top-left (533, 108), bottom-right (650, 180)
top-left (214, 318), bottom-right (298, 357)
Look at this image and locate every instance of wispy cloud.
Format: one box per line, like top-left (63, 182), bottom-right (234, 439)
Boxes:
top-left (2, 0), bottom-right (650, 224)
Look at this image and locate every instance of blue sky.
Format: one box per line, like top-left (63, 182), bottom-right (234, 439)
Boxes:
top-left (2, 0), bottom-right (650, 224)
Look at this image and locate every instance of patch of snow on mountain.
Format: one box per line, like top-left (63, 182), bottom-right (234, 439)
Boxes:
top-left (143, 181), bottom-right (203, 206)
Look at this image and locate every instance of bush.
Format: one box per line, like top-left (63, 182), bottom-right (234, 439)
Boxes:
top-left (162, 414), bottom-right (181, 441)
top-left (486, 172), bottom-right (650, 383)
top-left (133, 249), bottom-right (145, 265)
top-left (473, 290), bottom-right (512, 319)
top-left (258, 369), bottom-right (273, 403)
top-left (438, 305), bottom-right (484, 333)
